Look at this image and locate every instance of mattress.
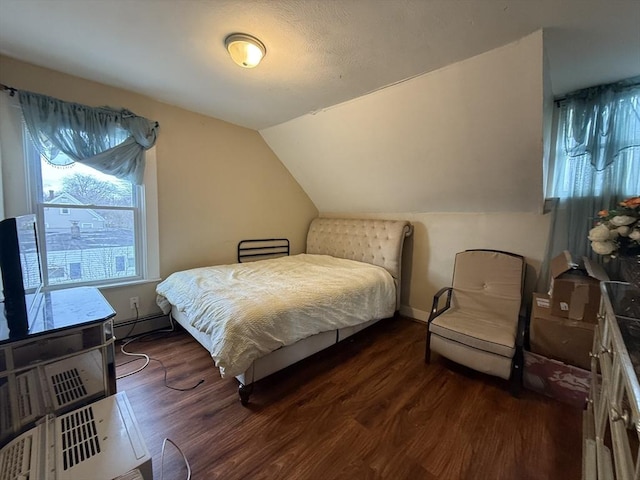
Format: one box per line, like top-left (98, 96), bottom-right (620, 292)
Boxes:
top-left (156, 254), bottom-right (396, 377)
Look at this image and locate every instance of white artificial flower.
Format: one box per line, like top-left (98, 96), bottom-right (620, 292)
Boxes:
top-left (617, 226), bottom-right (630, 236)
top-left (610, 215), bottom-right (637, 226)
top-left (609, 229), bottom-right (620, 239)
top-left (588, 224), bottom-right (611, 242)
top-left (629, 229), bottom-right (640, 241)
top-left (591, 240), bottom-right (617, 255)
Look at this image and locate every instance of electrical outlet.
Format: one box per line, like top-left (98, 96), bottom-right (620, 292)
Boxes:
top-left (129, 297), bottom-right (139, 310)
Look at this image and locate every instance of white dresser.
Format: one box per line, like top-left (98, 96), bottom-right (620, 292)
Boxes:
top-left (584, 281), bottom-right (640, 480)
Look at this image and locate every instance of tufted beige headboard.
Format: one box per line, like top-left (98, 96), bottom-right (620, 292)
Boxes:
top-left (306, 217), bottom-right (413, 309)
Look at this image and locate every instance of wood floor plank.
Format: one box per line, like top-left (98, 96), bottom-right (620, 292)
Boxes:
top-left (116, 316), bottom-right (582, 479)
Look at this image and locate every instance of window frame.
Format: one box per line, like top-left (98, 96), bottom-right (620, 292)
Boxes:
top-left (25, 139), bottom-right (148, 290)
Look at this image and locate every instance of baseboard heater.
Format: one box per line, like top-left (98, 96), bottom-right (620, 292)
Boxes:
top-left (114, 313), bottom-right (171, 339)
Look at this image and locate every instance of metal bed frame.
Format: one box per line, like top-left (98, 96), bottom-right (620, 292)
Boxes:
top-left (237, 238), bottom-right (290, 263)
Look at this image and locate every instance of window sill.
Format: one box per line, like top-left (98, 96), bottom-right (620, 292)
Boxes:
top-left (43, 277), bottom-right (162, 293)
top-left (98, 278), bottom-right (163, 290)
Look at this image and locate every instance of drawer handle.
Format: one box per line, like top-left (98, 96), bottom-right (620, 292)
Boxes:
top-left (589, 351), bottom-right (599, 359)
top-left (610, 408), bottom-right (630, 427)
top-left (600, 346), bottom-right (612, 355)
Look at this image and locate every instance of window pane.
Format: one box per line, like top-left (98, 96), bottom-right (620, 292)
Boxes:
top-left (43, 207), bottom-right (136, 286)
top-left (41, 156), bottom-right (133, 207)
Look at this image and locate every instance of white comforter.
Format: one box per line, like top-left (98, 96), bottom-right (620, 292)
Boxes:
top-left (156, 254), bottom-right (396, 377)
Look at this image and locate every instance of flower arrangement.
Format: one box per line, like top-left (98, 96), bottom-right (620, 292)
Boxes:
top-left (588, 196), bottom-right (640, 257)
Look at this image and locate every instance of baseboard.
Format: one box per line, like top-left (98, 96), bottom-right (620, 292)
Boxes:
top-left (114, 314), bottom-right (171, 339)
top-left (399, 305), bottom-right (428, 323)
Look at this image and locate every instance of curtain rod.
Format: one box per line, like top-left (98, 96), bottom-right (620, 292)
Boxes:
top-left (0, 84), bottom-right (158, 127)
top-left (554, 77), bottom-right (640, 107)
top-left (1, 83), bottom-right (17, 96)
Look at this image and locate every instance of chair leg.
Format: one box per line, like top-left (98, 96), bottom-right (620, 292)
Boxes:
top-left (425, 329), bottom-right (431, 364)
top-left (509, 345), bottom-right (524, 397)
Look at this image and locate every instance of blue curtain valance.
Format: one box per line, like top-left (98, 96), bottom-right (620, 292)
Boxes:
top-left (561, 77), bottom-right (640, 172)
top-left (18, 90), bottom-right (159, 185)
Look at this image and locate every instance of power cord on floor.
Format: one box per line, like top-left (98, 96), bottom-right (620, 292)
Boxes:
top-left (161, 438), bottom-right (191, 480)
top-left (116, 303), bottom-right (149, 380)
top-left (149, 355), bottom-right (205, 392)
top-left (116, 312), bottom-right (204, 391)
top-left (116, 337), bottom-right (151, 379)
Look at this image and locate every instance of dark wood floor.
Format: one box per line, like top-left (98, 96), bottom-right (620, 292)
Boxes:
top-left (115, 316), bottom-right (582, 480)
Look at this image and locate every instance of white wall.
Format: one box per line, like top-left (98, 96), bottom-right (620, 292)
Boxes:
top-left (263, 32), bottom-right (551, 317)
top-left (261, 31), bottom-right (545, 214)
top-left (325, 212), bottom-right (550, 319)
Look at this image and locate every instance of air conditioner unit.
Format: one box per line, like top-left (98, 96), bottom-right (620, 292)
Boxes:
top-left (42, 349), bottom-right (105, 411)
top-left (0, 392), bottom-right (152, 480)
top-left (1, 349), bottom-right (107, 449)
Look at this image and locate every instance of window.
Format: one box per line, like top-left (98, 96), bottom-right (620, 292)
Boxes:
top-left (549, 97), bottom-right (640, 201)
top-left (27, 145), bottom-right (147, 288)
top-left (0, 93), bottom-right (159, 289)
top-left (69, 262), bottom-right (82, 280)
top-left (546, 80), bottom-right (640, 259)
top-left (115, 255), bottom-right (126, 273)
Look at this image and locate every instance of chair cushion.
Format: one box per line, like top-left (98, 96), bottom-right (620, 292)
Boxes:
top-left (430, 307), bottom-right (517, 358)
top-left (452, 250), bottom-right (523, 323)
top-left (430, 334), bottom-right (513, 380)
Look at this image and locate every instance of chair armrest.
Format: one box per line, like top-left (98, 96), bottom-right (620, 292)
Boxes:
top-left (516, 312), bottom-right (527, 348)
top-left (428, 287), bottom-right (453, 323)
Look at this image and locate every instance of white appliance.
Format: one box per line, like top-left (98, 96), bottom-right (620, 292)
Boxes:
top-left (42, 349), bottom-right (105, 412)
top-left (0, 392), bottom-right (152, 480)
top-left (1, 349), bottom-right (106, 448)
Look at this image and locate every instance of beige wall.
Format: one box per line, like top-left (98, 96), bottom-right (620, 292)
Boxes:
top-left (263, 32), bottom-right (551, 319)
top-left (0, 55), bottom-right (318, 323)
top-left (324, 212), bottom-right (550, 320)
top-left (0, 30), bottom-right (553, 326)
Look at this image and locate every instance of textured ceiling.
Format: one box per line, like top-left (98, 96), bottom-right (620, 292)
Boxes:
top-left (0, 1), bottom-right (639, 130)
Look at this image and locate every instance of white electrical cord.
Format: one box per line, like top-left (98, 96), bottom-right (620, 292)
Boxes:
top-left (116, 311), bottom-right (177, 379)
top-left (116, 338), bottom-right (151, 379)
top-left (161, 438), bottom-right (191, 480)
top-left (116, 304), bottom-right (148, 380)
top-left (116, 313), bottom-right (204, 391)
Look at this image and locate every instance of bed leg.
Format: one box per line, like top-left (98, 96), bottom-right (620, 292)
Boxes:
top-left (238, 383), bottom-right (253, 406)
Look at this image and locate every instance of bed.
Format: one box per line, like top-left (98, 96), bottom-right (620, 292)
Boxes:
top-left (156, 217), bottom-right (413, 404)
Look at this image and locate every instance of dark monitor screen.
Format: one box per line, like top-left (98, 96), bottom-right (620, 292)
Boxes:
top-left (0, 214), bottom-right (44, 336)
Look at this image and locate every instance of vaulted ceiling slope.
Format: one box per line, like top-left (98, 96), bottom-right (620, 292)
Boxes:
top-left (1, 2), bottom-right (638, 215)
top-left (0, 1), bottom-right (638, 130)
top-left (262, 32), bottom-right (548, 214)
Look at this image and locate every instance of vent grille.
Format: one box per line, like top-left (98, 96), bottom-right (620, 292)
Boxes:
top-left (0, 384), bottom-right (11, 435)
top-left (0, 435), bottom-right (31, 480)
top-left (51, 368), bottom-right (88, 408)
top-left (16, 373), bottom-right (34, 420)
top-left (60, 405), bottom-right (100, 470)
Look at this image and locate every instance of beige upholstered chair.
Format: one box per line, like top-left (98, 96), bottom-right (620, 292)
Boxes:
top-left (425, 249), bottom-right (526, 393)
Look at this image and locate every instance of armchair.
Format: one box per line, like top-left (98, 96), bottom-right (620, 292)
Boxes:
top-left (425, 249), bottom-right (526, 394)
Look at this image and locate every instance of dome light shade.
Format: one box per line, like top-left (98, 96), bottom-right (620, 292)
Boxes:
top-left (225, 33), bottom-right (266, 68)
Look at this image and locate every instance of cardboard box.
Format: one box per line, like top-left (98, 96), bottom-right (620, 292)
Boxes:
top-left (530, 293), bottom-right (595, 370)
top-left (549, 252), bottom-right (608, 323)
top-left (523, 350), bottom-right (590, 408)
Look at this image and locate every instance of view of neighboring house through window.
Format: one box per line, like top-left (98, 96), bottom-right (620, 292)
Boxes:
top-left (29, 147), bottom-right (143, 287)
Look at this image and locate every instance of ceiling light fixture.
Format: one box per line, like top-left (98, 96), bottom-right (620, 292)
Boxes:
top-left (224, 33), bottom-right (266, 68)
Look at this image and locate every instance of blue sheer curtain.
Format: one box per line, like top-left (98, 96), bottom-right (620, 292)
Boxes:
top-left (18, 90), bottom-right (159, 185)
top-left (548, 77), bottom-right (640, 265)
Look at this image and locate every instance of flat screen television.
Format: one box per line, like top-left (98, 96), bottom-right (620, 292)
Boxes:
top-left (0, 214), bottom-right (44, 338)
